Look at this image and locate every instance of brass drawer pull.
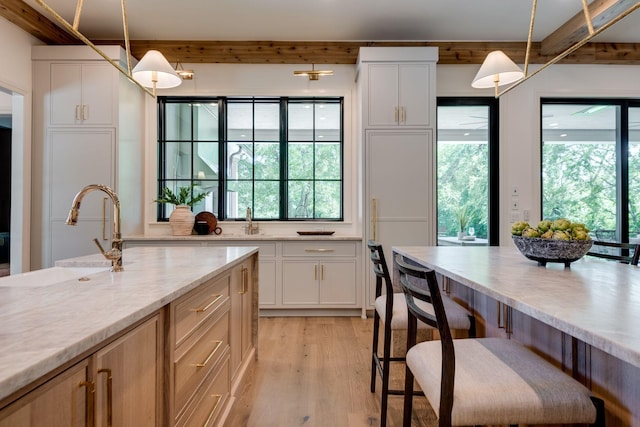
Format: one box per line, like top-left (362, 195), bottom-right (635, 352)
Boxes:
top-left (203, 394), bottom-right (223, 426)
top-left (194, 340), bottom-right (223, 368)
top-left (195, 294), bottom-right (222, 313)
top-left (79, 380), bottom-right (95, 427)
top-left (98, 368), bottom-right (113, 427)
top-left (304, 248), bottom-right (335, 253)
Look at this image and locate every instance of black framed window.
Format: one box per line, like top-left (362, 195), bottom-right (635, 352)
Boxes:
top-left (157, 96), bottom-right (344, 221)
top-left (541, 98), bottom-right (640, 243)
top-left (436, 97), bottom-right (499, 245)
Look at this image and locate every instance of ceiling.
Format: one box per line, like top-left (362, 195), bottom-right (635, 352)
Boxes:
top-left (20, 0), bottom-right (640, 43)
top-left (8, 0), bottom-right (640, 64)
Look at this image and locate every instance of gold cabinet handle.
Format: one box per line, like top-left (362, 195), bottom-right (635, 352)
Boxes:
top-left (371, 198), bottom-right (378, 241)
top-left (97, 368), bottom-right (112, 427)
top-left (75, 105), bottom-right (81, 121)
top-left (401, 106), bottom-right (406, 123)
top-left (79, 381), bottom-right (95, 427)
top-left (195, 294), bottom-right (222, 313)
top-left (394, 106), bottom-right (399, 123)
top-left (82, 104), bottom-right (88, 121)
top-left (304, 248), bottom-right (335, 253)
top-left (203, 394), bottom-right (223, 427)
top-left (321, 264), bottom-right (325, 281)
top-left (193, 341), bottom-right (223, 368)
top-left (239, 267), bottom-right (248, 294)
top-left (314, 264), bottom-right (318, 280)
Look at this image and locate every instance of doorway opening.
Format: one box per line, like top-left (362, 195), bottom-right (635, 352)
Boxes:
top-left (0, 91), bottom-right (11, 276)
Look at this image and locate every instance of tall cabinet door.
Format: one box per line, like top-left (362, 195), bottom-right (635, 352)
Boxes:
top-left (47, 129), bottom-right (115, 266)
top-left (365, 129), bottom-right (434, 305)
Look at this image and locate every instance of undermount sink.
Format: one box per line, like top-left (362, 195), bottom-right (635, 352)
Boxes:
top-left (0, 266), bottom-right (110, 288)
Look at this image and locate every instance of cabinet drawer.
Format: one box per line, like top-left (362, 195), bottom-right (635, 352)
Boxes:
top-left (174, 275), bottom-right (230, 346)
top-left (283, 242), bottom-right (355, 257)
top-left (177, 354), bottom-right (230, 427)
top-left (175, 310), bottom-right (230, 415)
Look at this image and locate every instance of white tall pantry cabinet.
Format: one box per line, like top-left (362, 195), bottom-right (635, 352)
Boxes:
top-left (31, 46), bottom-right (145, 269)
top-left (357, 47), bottom-right (438, 307)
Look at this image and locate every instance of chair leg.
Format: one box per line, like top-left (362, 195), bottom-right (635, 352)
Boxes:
top-left (589, 396), bottom-right (606, 427)
top-left (403, 363), bottom-right (414, 427)
top-left (468, 314), bottom-right (476, 338)
top-left (380, 322), bottom-right (393, 427)
top-left (370, 311), bottom-right (381, 393)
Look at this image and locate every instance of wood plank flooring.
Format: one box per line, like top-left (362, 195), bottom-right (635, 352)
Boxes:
top-left (224, 316), bottom-right (436, 427)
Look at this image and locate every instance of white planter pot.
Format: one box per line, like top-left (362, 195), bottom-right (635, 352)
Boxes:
top-left (169, 205), bottom-right (195, 236)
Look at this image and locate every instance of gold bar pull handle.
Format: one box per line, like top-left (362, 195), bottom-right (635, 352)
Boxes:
top-left (497, 301), bottom-right (504, 329)
top-left (83, 104), bottom-right (89, 121)
top-left (79, 380), bottom-right (95, 427)
top-left (194, 341), bottom-right (223, 368)
top-left (203, 394), bottom-right (223, 427)
top-left (239, 267), bottom-right (248, 294)
top-left (321, 264), bottom-right (325, 281)
top-left (304, 248), bottom-right (335, 253)
top-left (97, 369), bottom-right (112, 427)
top-left (102, 197), bottom-right (108, 240)
top-left (371, 198), bottom-right (378, 241)
top-left (75, 105), bottom-right (80, 121)
top-left (394, 106), bottom-right (399, 123)
top-left (195, 294), bottom-right (223, 313)
top-left (314, 264), bottom-right (318, 280)
top-left (401, 106), bottom-right (406, 123)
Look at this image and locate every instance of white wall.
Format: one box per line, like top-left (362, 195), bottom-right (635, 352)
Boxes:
top-left (142, 63), bottom-right (360, 236)
top-left (438, 63), bottom-right (640, 245)
top-left (0, 17), bottom-right (43, 273)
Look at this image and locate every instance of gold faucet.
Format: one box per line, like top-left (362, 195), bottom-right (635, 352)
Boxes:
top-left (66, 184), bottom-right (123, 272)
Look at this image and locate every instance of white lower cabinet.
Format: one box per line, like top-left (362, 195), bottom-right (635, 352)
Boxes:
top-left (281, 242), bottom-right (358, 307)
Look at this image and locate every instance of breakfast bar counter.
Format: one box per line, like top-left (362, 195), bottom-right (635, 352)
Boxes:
top-left (394, 245), bottom-right (640, 425)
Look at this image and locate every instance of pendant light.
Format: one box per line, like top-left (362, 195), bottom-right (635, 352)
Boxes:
top-left (132, 50), bottom-right (182, 95)
top-left (471, 50), bottom-right (524, 97)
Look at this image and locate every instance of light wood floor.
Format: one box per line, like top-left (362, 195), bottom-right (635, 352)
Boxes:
top-left (224, 316), bottom-right (436, 427)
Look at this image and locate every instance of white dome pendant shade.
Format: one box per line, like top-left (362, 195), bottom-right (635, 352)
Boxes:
top-left (132, 50), bottom-right (182, 95)
top-left (471, 50), bottom-right (524, 96)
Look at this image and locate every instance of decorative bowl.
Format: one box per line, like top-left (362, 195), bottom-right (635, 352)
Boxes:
top-left (511, 235), bottom-right (593, 267)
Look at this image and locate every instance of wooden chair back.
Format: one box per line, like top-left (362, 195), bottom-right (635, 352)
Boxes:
top-left (587, 241), bottom-right (640, 265)
top-left (395, 254), bottom-right (455, 427)
top-left (367, 239), bottom-right (394, 300)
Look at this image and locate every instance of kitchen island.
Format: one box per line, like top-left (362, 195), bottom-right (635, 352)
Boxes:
top-left (0, 245), bottom-right (258, 426)
top-left (394, 245), bottom-right (640, 426)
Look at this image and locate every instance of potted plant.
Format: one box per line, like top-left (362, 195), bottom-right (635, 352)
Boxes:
top-left (456, 205), bottom-right (471, 240)
top-left (154, 186), bottom-right (209, 235)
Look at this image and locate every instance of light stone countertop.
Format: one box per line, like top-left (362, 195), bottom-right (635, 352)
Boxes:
top-left (0, 245), bottom-right (258, 403)
top-left (394, 246), bottom-right (640, 369)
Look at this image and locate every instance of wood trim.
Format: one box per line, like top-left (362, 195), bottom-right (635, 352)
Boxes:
top-left (90, 40), bottom-right (640, 65)
top-left (0, 0), bottom-right (78, 44)
top-left (541, 0), bottom-right (639, 55)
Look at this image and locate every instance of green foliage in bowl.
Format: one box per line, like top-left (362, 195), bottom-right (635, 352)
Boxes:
top-left (511, 218), bottom-right (591, 241)
top-left (154, 185), bottom-right (209, 207)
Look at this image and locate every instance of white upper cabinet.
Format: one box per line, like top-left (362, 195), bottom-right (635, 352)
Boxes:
top-left (50, 63), bottom-right (116, 126)
top-left (358, 47), bottom-right (437, 128)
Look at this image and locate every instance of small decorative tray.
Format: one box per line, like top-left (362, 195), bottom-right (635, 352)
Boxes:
top-left (297, 231), bottom-right (335, 236)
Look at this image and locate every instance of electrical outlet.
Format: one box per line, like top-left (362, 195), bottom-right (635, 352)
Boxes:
top-left (511, 186), bottom-right (519, 196)
top-left (523, 209), bottom-right (530, 221)
top-left (511, 197), bottom-right (519, 210)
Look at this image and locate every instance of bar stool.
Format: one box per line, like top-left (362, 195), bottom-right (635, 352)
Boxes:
top-left (367, 240), bottom-right (475, 427)
top-left (396, 254), bottom-right (605, 427)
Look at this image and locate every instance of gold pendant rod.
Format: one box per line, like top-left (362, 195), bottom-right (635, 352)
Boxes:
top-left (524, 0), bottom-right (537, 77)
top-left (121, 0), bottom-right (132, 75)
top-left (72, 0), bottom-right (84, 30)
top-left (581, 0), bottom-right (595, 35)
top-left (35, 0), bottom-right (155, 98)
top-left (498, 1), bottom-right (640, 97)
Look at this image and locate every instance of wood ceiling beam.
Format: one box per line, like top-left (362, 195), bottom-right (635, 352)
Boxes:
top-left (0, 0), bottom-right (78, 44)
top-left (541, 0), bottom-right (639, 56)
top-left (92, 40), bottom-right (640, 65)
top-left (4, 0), bottom-right (640, 65)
